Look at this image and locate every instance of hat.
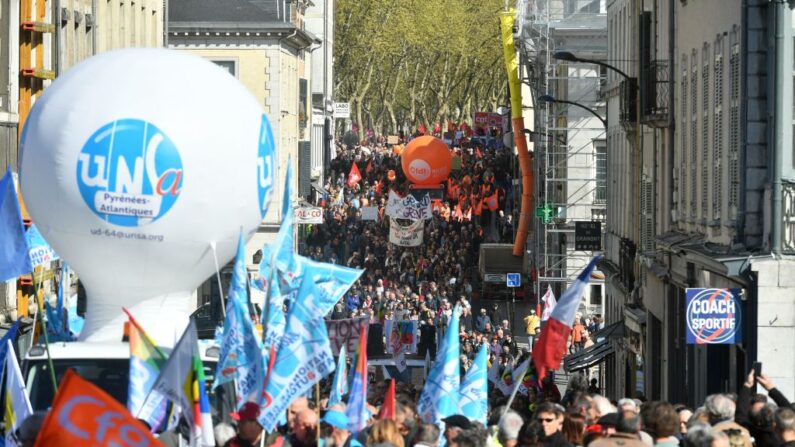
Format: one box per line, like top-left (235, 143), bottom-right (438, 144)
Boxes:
top-left (321, 410), bottom-right (349, 430)
top-left (597, 413), bottom-right (619, 427)
top-left (442, 415), bottom-right (473, 430)
top-left (230, 402), bottom-right (261, 421)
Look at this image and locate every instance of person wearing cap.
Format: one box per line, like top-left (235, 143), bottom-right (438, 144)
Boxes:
top-left (226, 402), bottom-right (264, 447)
top-left (320, 410), bottom-right (362, 447)
top-left (441, 415), bottom-right (473, 446)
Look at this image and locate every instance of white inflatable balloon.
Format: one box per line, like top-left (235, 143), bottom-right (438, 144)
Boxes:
top-left (19, 49), bottom-right (276, 345)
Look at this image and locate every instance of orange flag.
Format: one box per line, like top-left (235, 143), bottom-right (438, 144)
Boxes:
top-left (379, 379), bottom-right (396, 420)
top-left (35, 369), bottom-right (162, 446)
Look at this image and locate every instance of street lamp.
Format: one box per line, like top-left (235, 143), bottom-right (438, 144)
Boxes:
top-left (553, 51), bottom-right (632, 82)
top-left (538, 94), bottom-right (607, 129)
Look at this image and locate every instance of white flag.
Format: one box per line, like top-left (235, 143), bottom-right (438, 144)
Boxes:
top-left (4, 340), bottom-right (32, 446)
top-left (541, 287), bottom-right (557, 321)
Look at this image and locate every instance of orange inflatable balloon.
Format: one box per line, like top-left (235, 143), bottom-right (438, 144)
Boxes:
top-left (401, 136), bottom-right (452, 185)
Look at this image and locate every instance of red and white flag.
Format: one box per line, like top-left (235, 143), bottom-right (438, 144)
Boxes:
top-left (348, 162), bottom-right (362, 187)
top-left (532, 257), bottom-right (599, 381)
top-left (540, 287), bottom-right (557, 322)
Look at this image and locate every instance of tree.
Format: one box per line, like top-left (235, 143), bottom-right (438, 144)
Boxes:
top-left (334, 0), bottom-right (506, 135)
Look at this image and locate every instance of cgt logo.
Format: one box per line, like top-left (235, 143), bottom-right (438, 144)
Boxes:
top-left (408, 159), bottom-right (431, 182)
top-left (258, 114), bottom-right (276, 219)
top-left (76, 119), bottom-right (183, 227)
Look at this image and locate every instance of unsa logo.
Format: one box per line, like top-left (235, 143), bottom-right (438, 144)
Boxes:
top-left (258, 114), bottom-right (276, 219)
top-left (76, 119), bottom-right (183, 227)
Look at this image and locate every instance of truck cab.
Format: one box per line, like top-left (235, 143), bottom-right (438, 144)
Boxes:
top-left (23, 341), bottom-right (222, 412)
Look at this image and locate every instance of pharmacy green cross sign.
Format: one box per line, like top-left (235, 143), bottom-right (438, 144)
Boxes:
top-left (535, 203), bottom-right (557, 224)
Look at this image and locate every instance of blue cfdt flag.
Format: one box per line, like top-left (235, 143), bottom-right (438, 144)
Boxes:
top-left (328, 345), bottom-right (348, 407)
top-left (685, 288), bottom-right (742, 345)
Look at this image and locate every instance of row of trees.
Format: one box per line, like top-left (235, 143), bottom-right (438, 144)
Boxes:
top-left (334, 0), bottom-right (508, 136)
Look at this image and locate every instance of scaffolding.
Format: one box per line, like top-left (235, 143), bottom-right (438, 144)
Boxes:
top-left (516, 0), bottom-right (607, 312)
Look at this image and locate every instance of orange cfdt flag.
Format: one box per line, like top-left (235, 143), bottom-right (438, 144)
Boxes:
top-left (35, 369), bottom-right (162, 447)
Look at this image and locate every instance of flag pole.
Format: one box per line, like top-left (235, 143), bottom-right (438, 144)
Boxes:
top-left (210, 241), bottom-right (227, 318)
top-left (316, 381), bottom-right (321, 443)
top-left (32, 268), bottom-right (58, 394)
top-left (503, 361), bottom-right (529, 416)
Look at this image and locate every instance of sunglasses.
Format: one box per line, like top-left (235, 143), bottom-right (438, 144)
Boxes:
top-left (538, 418), bottom-right (556, 423)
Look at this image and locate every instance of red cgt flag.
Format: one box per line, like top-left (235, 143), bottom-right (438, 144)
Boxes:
top-left (348, 163), bottom-right (362, 187)
top-left (35, 369), bottom-right (161, 446)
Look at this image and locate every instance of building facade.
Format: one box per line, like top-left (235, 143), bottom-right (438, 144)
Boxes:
top-left (167, 0), bottom-right (319, 309)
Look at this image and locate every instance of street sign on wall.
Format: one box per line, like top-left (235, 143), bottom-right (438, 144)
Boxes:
top-left (506, 273), bottom-right (521, 288)
top-left (575, 221), bottom-right (602, 250)
top-left (333, 102), bottom-right (350, 119)
top-left (483, 273), bottom-right (506, 283)
top-left (294, 206), bottom-right (324, 224)
top-left (685, 288), bottom-right (742, 345)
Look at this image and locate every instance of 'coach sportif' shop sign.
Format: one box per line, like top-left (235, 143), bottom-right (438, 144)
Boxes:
top-left (685, 288), bottom-right (742, 345)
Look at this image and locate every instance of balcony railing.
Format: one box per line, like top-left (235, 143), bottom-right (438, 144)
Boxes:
top-left (641, 60), bottom-right (671, 127)
top-left (619, 78), bottom-right (638, 130)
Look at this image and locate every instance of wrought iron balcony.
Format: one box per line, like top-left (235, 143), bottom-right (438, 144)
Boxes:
top-left (641, 60), bottom-right (670, 127)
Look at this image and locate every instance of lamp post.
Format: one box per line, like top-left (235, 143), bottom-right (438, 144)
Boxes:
top-left (553, 51), bottom-right (633, 83)
top-left (538, 94), bottom-right (607, 129)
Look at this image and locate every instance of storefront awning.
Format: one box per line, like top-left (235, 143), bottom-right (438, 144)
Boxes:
top-left (564, 339), bottom-right (615, 372)
top-left (590, 321), bottom-right (625, 342)
top-left (310, 181), bottom-right (329, 196)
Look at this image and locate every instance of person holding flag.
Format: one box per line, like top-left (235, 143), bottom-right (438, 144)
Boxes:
top-left (532, 256), bottom-right (600, 381)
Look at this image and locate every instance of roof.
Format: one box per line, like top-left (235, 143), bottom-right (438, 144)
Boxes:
top-left (169, 0), bottom-right (280, 24)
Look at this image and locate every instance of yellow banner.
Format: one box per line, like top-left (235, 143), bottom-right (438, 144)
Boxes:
top-left (500, 9), bottom-right (523, 119)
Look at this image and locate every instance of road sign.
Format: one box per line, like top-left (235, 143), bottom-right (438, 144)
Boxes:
top-left (333, 102), bottom-right (350, 119)
top-left (575, 221), bottom-right (602, 250)
top-left (506, 273), bottom-right (521, 288)
top-left (483, 273), bottom-right (507, 283)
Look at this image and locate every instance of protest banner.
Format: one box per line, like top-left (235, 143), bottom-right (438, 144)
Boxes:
top-left (361, 206), bottom-right (379, 221)
top-left (384, 320), bottom-right (418, 354)
top-left (326, 317), bottom-right (368, 356)
top-left (388, 218), bottom-right (424, 247)
top-left (385, 190), bottom-right (432, 221)
top-left (295, 207), bottom-right (324, 224)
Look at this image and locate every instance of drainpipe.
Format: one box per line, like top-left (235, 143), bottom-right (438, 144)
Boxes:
top-left (771, 0), bottom-right (792, 255)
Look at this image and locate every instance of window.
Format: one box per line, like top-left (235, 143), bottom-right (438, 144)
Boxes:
top-left (212, 60), bottom-right (236, 77)
top-left (714, 37), bottom-right (724, 222)
top-left (595, 143), bottom-right (607, 204)
top-left (729, 36), bottom-right (741, 219)
top-left (590, 284), bottom-right (603, 306)
top-left (679, 54), bottom-right (688, 221)
top-left (702, 44), bottom-right (710, 220)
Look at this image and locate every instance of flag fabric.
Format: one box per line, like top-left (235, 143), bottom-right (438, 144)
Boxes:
top-left (459, 344), bottom-right (488, 424)
top-left (258, 274), bottom-right (338, 431)
top-left (258, 158), bottom-right (300, 294)
top-left (296, 256), bottom-right (363, 315)
top-left (348, 162), bottom-right (362, 187)
top-left (214, 233), bottom-right (264, 409)
top-left (33, 369), bottom-right (159, 447)
top-left (417, 305), bottom-right (461, 424)
top-left (541, 287), bottom-right (557, 322)
top-left (533, 256), bottom-right (600, 381)
top-left (125, 308), bottom-right (170, 432)
top-left (328, 345), bottom-right (348, 407)
top-left (346, 323), bottom-right (369, 432)
top-left (4, 340), bottom-right (31, 446)
top-left (379, 379), bottom-right (396, 420)
top-left (487, 353), bottom-right (499, 385)
top-left (365, 160), bottom-right (373, 175)
top-left (511, 357), bottom-right (532, 396)
top-left (45, 265), bottom-right (72, 341)
top-left (25, 224), bottom-right (58, 268)
top-left (0, 168), bottom-right (31, 282)
top-left (66, 292), bottom-right (84, 337)
top-left (149, 320), bottom-right (214, 446)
